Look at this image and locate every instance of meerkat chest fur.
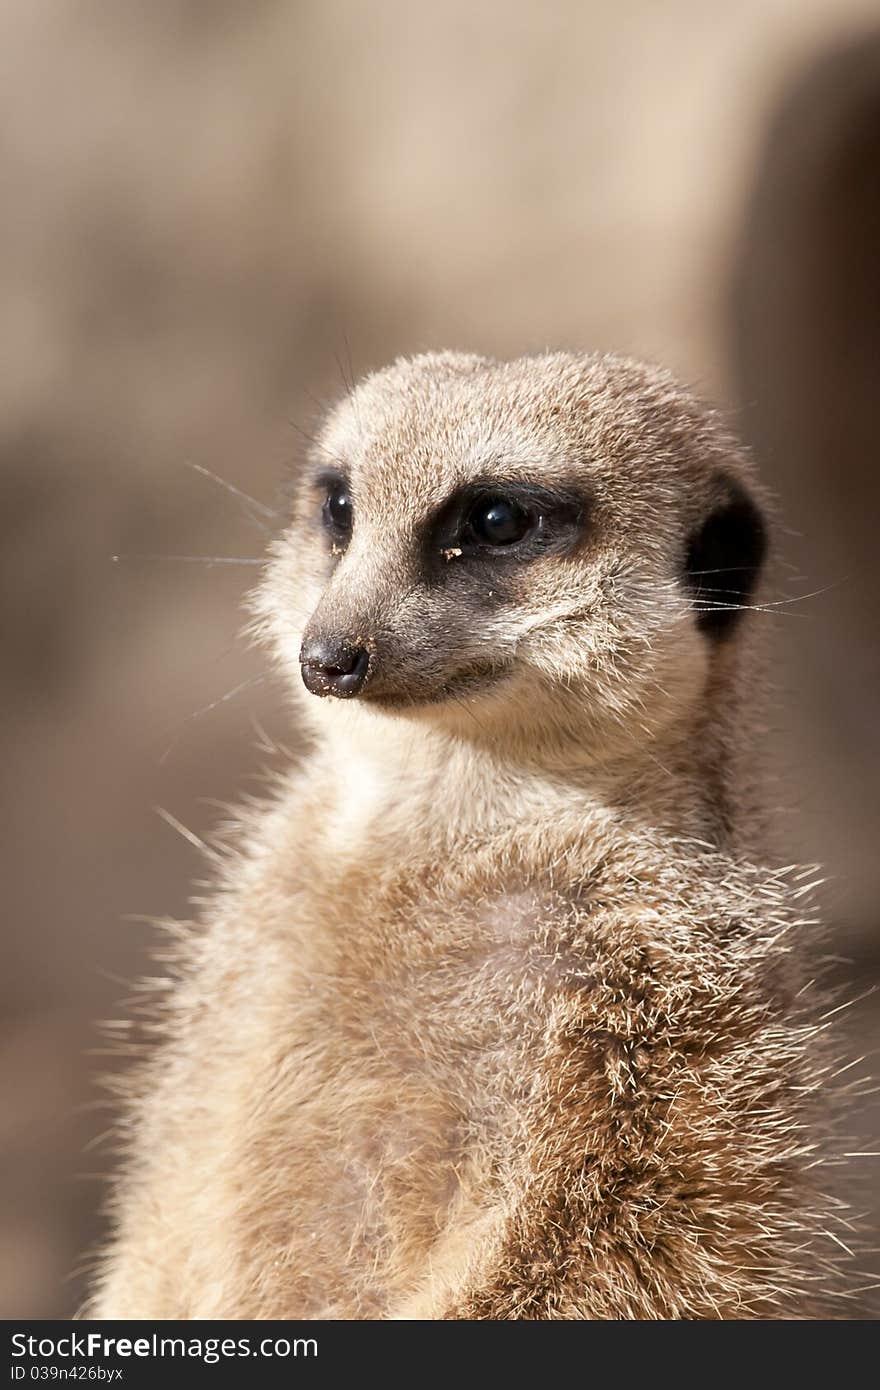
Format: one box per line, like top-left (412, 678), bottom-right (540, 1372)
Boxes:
top-left (226, 716), bottom-right (740, 1318)
top-left (218, 718), bottom-right (625, 1305)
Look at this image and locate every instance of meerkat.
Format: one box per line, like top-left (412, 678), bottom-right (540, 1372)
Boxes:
top-left (88, 350), bottom-right (849, 1320)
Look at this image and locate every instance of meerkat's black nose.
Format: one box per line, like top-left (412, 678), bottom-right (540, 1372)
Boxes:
top-left (299, 638), bottom-right (370, 699)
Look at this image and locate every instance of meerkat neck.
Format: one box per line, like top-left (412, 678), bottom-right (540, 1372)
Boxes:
top-left (318, 695), bottom-right (754, 860)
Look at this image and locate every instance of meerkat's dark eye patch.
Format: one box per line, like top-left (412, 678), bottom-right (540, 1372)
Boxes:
top-left (685, 480), bottom-right (767, 638)
top-left (429, 480), bottom-right (586, 568)
top-left (315, 469), bottom-right (353, 545)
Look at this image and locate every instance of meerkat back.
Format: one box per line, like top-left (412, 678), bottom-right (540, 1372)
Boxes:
top-left (88, 351), bottom-right (850, 1319)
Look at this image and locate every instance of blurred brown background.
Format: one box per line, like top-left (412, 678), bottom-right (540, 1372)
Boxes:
top-left (2, 0), bottom-right (879, 1317)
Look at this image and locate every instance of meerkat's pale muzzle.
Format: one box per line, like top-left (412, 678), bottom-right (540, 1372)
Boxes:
top-left (299, 636), bottom-right (370, 698)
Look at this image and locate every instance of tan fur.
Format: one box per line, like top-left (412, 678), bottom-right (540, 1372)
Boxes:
top-left (87, 352), bottom-right (849, 1319)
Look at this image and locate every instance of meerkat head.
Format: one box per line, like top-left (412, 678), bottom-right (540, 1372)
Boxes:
top-left (256, 351), bottom-right (767, 764)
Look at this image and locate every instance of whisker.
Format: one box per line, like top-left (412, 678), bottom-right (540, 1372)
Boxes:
top-left (689, 566), bottom-right (767, 576)
top-left (186, 462), bottom-right (280, 530)
top-left (158, 673), bottom-right (268, 764)
top-left (690, 578), bottom-right (846, 612)
top-left (686, 597), bottom-right (812, 619)
top-left (154, 807), bottom-right (223, 864)
top-left (332, 343), bottom-right (353, 398)
top-left (333, 339), bottom-right (365, 444)
top-left (112, 554), bottom-right (264, 567)
top-left (289, 413), bottom-right (348, 469)
top-left (748, 581), bottom-right (845, 609)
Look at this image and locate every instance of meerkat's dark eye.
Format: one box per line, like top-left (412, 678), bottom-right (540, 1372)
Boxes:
top-left (322, 483), bottom-right (352, 537)
top-left (464, 494), bottom-right (535, 548)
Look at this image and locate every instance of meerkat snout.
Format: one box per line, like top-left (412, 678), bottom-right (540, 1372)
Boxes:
top-left (299, 636), bottom-right (370, 698)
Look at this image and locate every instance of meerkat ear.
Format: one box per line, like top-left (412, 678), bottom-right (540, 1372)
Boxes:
top-left (685, 477), bottom-right (768, 638)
